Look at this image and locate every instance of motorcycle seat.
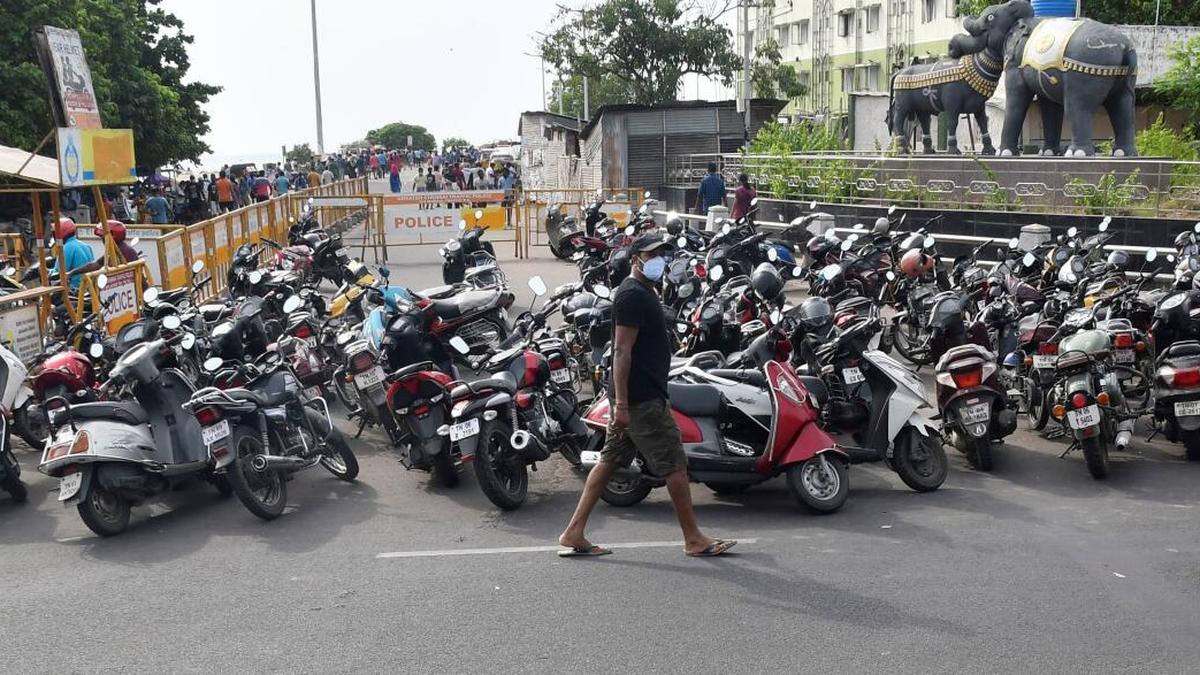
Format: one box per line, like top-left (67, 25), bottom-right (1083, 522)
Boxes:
top-left (70, 401), bottom-right (150, 426)
top-left (450, 372), bottom-right (517, 399)
top-left (429, 290), bottom-right (499, 319)
top-left (798, 376), bottom-right (828, 408)
top-left (667, 382), bottom-right (723, 417)
top-left (1160, 340), bottom-right (1200, 362)
top-left (159, 288), bottom-right (190, 304)
top-left (418, 284), bottom-right (462, 299)
top-left (222, 387), bottom-right (292, 408)
top-left (707, 369), bottom-right (767, 388)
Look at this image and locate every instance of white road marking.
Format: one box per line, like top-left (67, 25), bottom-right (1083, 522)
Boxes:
top-left (377, 538), bottom-right (758, 559)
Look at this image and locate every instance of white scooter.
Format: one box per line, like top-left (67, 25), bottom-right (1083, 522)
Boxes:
top-left (0, 339), bottom-right (42, 450)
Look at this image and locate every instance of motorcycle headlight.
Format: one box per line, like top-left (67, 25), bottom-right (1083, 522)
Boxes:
top-left (446, 240), bottom-right (461, 252)
top-left (678, 282), bottom-right (694, 299)
top-left (701, 304), bottom-right (719, 321)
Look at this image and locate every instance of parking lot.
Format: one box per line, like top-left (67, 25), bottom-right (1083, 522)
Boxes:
top-left (3, 237), bottom-right (1200, 673)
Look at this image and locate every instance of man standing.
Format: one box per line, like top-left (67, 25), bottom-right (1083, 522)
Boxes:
top-left (274, 170), bottom-right (290, 195)
top-left (47, 218), bottom-right (95, 291)
top-left (216, 172), bottom-right (235, 213)
top-left (558, 234), bottom-right (735, 558)
top-left (694, 162), bottom-right (726, 216)
top-left (321, 165), bottom-right (335, 186)
top-left (144, 187), bottom-right (171, 224)
top-left (307, 166), bottom-right (322, 192)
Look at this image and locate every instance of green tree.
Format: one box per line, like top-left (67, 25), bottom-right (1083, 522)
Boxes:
top-left (958, 0), bottom-right (1200, 22)
top-left (366, 122), bottom-right (435, 151)
top-left (0, 0), bottom-right (220, 170)
top-left (286, 143), bottom-right (316, 165)
top-left (1155, 36), bottom-right (1200, 133)
top-left (441, 137), bottom-right (474, 151)
top-left (539, 0), bottom-right (743, 105)
top-left (548, 74), bottom-right (633, 119)
top-left (751, 39), bottom-right (808, 100)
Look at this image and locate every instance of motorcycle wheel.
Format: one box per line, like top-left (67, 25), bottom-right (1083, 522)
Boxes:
top-left (966, 435), bottom-right (994, 471)
top-left (786, 456), bottom-right (849, 513)
top-left (1181, 429), bottom-right (1200, 461)
top-left (1027, 381), bottom-right (1050, 431)
top-left (893, 317), bottom-right (932, 366)
top-left (313, 411), bottom-right (359, 482)
top-left (892, 426), bottom-right (948, 492)
top-left (432, 448), bottom-right (460, 487)
top-left (14, 404), bottom-right (46, 451)
top-left (600, 474), bottom-right (652, 507)
top-left (2, 475), bottom-right (27, 503)
top-left (473, 420), bottom-right (528, 510)
top-left (1081, 435), bottom-right (1110, 479)
top-left (226, 425), bottom-right (287, 520)
top-left (77, 484), bottom-right (130, 537)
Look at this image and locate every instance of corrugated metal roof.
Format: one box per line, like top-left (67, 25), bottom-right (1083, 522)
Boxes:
top-left (0, 144), bottom-right (60, 188)
top-left (579, 99), bottom-right (786, 139)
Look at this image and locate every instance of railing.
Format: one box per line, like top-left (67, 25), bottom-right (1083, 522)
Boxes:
top-left (667, 152), bottom-right (1200, 220)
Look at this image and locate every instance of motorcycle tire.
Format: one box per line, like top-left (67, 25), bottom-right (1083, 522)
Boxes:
top-left (432, 448), bottom-right (460, 487)
top-left (893, 426), bottom-right (948, 492)
top-left (967, 435), bottom-right (994, 472)
top-left (1081, 435), bottom-right (1110, 480)
top-left (785, 456), bottom-right (849, 513)
top-left (13, 405), bottom-right (46, 451)
top-left (1027, 382), bottom-right (1050, 431)
top-left (600, 475), bottom-right (652, 507)
top-left (473, 420), bottom-right (528, 510)
top-left (77, 484), bottom-right (131, 537)
top-left (893, 318), bottom-right (932, 367)
top-left (1182, 429), bottom-right (1200, 462)
top-left (2, 475), bottom-right (27, 503)
top-left (226, 424), bottom-right (287, 521)
top-left (316, 430), bottom-right (360, 483)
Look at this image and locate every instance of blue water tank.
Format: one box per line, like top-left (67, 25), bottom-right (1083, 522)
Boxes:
top-left (1031, 0), bottom-right (1077, 17)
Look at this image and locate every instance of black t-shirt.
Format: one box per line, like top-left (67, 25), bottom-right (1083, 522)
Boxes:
top-left (609, 276), bottom-right (670, 404)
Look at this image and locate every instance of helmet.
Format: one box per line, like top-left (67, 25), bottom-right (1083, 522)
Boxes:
top-left (900, 248), bottom-right (935, 278)
top-left (807, 235), bottom-right (838, 265)
top-left (873, 216), bottom-right (889, 235)
top-left (1106, 250), bottom-right (1130, 270)
top-left (665, 215), bottom-right (684, 236)
top-left (55, 217), bottom-right (77, 241)
top-left (1175, 231), bottom-right (1194, 252)
top-left (750, 262), bottom-right (783, 301)
top-left (798, 296), bottom-right (833, 333)
top-left (96, 220), bottom-right (127, 242)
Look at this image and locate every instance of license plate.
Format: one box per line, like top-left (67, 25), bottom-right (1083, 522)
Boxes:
top-left (1033, 355), bottom-right (1055, 369)
top-left (306, 337), bottom-right (317, 348)
top-left (58, 472), bottom-right (82, 502)
top-left (842, 367), bottom-right (864, 384)
top-left (580, 450), bottom-right (602, 465)
top-left (550, 369), bottom-right (571, 384)
top-left (1114, 349), bottom-right (1135, 363)
top-left (1174, 400), bottom-right (1200, 417)
top-left (201, 420), bottom-right (231, 446)
top-left (449, 418), bottom-right (479, 441)
top-left (1067, 404), bottom-right (1100, 430)
top-left (960, 402), bottom-right (991, 425)
top-left (354, 366), bottom-right (385, 388)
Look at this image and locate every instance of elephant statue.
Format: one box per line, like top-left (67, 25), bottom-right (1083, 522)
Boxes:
top-left (887, 42), bottom-right (1003, 154)
top-left (958, 0), bottom-right (1138, 157)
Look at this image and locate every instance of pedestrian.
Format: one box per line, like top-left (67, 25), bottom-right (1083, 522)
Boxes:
top-left (307, 166), bottom-right (322, 192)
top-left (694, 162), bottom-right (726, 216)
top-left (274, 170), bottom-right (290, 195)
top-left (388, 153), bottom-right (402, 193)
top-left (730, 173), bottom-right (757, 220)
top-left (216, 172), bottom-right (236, 212)
top-left (321, 165), bottom-right (335, 186)
top-left (557, 234), bottom-right (735, 558)
top-left (253, 172), bottom-right (272, 202)
top-left (145, 187), bottom-right (171, 223)
top-left (499, 167), bottom-right (516, 224)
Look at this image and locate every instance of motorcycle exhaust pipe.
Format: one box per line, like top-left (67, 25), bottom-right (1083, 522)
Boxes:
top-left (510, 430), bottom-right (531, 451)
top-left (251, 454), bottom-right (308, 472)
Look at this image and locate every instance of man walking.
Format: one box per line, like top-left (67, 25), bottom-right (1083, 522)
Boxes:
top-left (558, 234), bottom-right (736, 558)
top-left (694, 162), bottom-right (726, 216)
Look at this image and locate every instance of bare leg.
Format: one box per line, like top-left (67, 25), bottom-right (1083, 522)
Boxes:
top-left (559, 460), bottom-right (619, 549)
top-left (664, 468), bottom-right (716, 553)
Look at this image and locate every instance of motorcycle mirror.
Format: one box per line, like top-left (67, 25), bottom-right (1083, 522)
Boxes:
top-left (289, 217), bottom-right (296, 224)
top-left (378, 266), bottom-right (391, 278)
top-left (923, 235), bottom-right (936, 249)
top-left (143, 286), bottom-right (160, 303)
top-left (527, 275), bottom-right (547, 297)
top-left (1168, 253), bottom-right (1177, 263)
top-left (677, 236), bottom-right (687, 248)
top-left (181, 333), bottom-right (196, 350)
top-left (1022, 252), bottom-right (1036, 268)
top-left (282, 295), bottom-right (303, 313)
top-left (792, 266), bottom-right (804, 278)
top-left (1099, 216), bottom-right (1112, 231)
top-left (898, 213), bottom-right (906, 225)
top-left (203, 357), bottom-right (223, 373)
top-left (676, 322), bottom-right (689, 334)
top-left (767, 247), bottom-right (779, 262)
top-left (474, 209), bottom-right (484, 220)
top-left (95, 273), bottom-right (108, 289)
top-left (191, 259), bottom-right (205, 274)
top-left (840, 240), bottom-right (853, 252)
top-left (1193, 222), bottom-right (1200, 234)
top-left (248, 270), bottom-right (263, 284)
top-left (1067, 226), bottom-right (1079, 238)
top-left (1008, 238), bottom-right (1019, 249)
top-left (162, 314), bottom-right (182, 331)
top-left (847, 233), bottom-right (860, 243)
top-left (809, 200), bottom-right (817, 210)
top-left (88, 343), bottom-right (103, 359)
top-left (886, 270), bottom-right (896, 281)
top-left (1146, 248), bottom-right (1158, 263)
top-left (458, 220), bottom-right (467, 231)
top-left (722, 222), bottom-right (732, 235)
top-left (448, 336), bottom-right (470, 355)
top-left (750, 197), bottom-right (759, 207)
top-left (888, 205), bottom-right (897, 215)
top-left (644, 190), bottom-right (652, 199)
top-left (593, 284), bottom-right (611, 299)
top-left (710, 265), bottom-right (724, 282)
top-left (770, 309), bottom-right (782, 324)
top-left (1, 266), bottom-right (13, 277)
top-left (624, 225), bottom-right (635, 236)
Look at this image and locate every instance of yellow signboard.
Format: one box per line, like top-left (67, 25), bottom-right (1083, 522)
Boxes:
top-left (57, 127), bottom-right (137, 187)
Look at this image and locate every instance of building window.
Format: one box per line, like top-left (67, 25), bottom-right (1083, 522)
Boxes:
top-left (797, 19), bottom-right (809, 45)
top-left (776, 24), bottom-right (790, 45)
top-left (866, 64), bottom-right (880, 90)
top-left (866, 5), bottom-right (880, 33)
top-left (837, 11), bottom-right (853, 37)
top-left (841, 67), bottom-right (854, 92)
top-left (922, 0), bottom-right (937, 23)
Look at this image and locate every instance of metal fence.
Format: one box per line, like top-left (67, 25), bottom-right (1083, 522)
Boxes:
top-left (667, 152), bottom-right (1200, 220)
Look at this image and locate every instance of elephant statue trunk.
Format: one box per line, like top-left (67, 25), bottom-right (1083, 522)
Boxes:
top-left (949, 34), bottom-right (986, 59)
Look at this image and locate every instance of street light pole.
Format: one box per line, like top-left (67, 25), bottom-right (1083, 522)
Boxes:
top-left (742, 0), bottom-right (753, 143)
top-left (310, 0), bottom-right (325, 155)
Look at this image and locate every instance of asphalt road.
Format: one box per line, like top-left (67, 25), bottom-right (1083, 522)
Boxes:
top-left (3, 210), bottom-right (1200, 673)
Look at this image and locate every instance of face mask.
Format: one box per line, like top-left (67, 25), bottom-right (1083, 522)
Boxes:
top-left (640, 256), bottom-right (666, 282)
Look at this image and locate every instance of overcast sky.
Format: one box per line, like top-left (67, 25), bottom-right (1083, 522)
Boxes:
top-left (161, 0), bottom-right (734, 169)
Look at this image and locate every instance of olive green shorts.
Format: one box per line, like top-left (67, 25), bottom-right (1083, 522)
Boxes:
top-left (601, 398), bottom-right (688, 477)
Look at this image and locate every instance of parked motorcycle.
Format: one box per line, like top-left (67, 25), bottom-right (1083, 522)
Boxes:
top-left (934, 343), bottom-right (1017, 470)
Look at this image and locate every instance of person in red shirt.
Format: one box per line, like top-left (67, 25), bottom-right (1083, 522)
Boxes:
top-left (730, 173), bottom-right (757, 220)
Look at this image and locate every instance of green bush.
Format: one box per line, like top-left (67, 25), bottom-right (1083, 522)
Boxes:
top-left (1066, 170), bottom-right (1141, 215)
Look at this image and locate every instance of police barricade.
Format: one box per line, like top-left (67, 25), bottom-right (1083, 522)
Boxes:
top-left (516, 188), bottom-right (645, 258)
top-left (0, 234), bottom-right (28, 267)
top-left (0, 287), bottom-right (58, 363)
top-left (348, 189), bottom-right (515, 262)
top-left (74, 260), bottom-right (151, 336)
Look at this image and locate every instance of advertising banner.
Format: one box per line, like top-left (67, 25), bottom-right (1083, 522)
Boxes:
top-left (57, 128), bottom-right (137, 187)
top-left (382, 192), bottom-right (507, 241)
top-left (39, 26), bottom-right (102, 128)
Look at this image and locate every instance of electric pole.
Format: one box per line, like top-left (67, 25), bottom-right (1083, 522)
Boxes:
top-left (310, 0), bottom-right (325, 154)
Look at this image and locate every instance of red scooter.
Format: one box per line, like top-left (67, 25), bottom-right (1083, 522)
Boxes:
top-left (578, 326), bottom-right (850, 512)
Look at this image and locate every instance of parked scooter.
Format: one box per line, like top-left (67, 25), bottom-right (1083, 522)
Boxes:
top-left (934, 343), bottom-right (1017, 470)
top-left (0, 415), bottom-right (27, 502)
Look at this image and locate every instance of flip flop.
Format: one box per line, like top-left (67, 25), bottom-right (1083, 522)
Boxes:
top-left (557, 544), bottom-right (613, 558)
top-left (686, 539), bottom-right (737, 557)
